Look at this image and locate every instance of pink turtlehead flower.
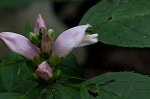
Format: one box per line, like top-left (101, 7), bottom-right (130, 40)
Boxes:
top-left (0, 32), bottom-right (40, 60)
top-left (0, 14), bottom-right (98, 60)
top-left (52, 24), bottom-right (98, 57)
top-left (35, 61), bottom-right (52, 80)
top-left (34, 14), bottom-right (47, 35)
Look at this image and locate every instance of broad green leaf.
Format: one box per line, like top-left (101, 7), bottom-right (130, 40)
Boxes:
top-left (59, 53), bottom-right (84, 78)
top-left (80, 0), bottom-right (150, 47)
top-left (82, 72), bottom-right (150, 99)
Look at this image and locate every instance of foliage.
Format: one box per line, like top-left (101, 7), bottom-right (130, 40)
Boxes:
top-left (80, 0), bottom-right (150, 47)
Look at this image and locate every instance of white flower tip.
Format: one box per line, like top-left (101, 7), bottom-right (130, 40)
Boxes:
top-left (86, 24), bottom-right (91, 27)
top-left (38, 14), bottom-right (42, 19)
top-left (77, 33), bottom-right (98, 47)
top-left (89, 33), bottom-right (99, 43)
top-left (35, 61), bottom-right (52, 80)
top-left (82, 24), bottom-right (91, 29)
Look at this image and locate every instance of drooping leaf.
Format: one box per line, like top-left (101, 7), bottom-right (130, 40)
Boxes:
top-left (80, 0), bottom-right (150, 47)
top-left (81, 72), bottom-right (150, 99)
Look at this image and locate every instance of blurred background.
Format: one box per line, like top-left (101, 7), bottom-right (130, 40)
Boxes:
top-left (1, 0), bottom-right (150, 78)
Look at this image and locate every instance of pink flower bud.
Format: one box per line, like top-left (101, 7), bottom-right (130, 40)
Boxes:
top-left (35, 61), bottom-right (52, 80)
top-left (0, 32), bottom-right (40, 60)
top-left (41, 33), bottom-right (53, 53)
top-left (34, 14), bottom-right (47, 34)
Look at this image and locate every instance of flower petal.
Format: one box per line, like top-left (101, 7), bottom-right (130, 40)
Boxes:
top-left (34, 14), bottom-right (47, 34)
top-left (52, 24), bottom-right (90, 57)
top-left (78, 33), bottom-right (98, 47)
top-left (35, 61), bottom-right (52, 80)
top-left (0, 32), bottom-right (40, 60)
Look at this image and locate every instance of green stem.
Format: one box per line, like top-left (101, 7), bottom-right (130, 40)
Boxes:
top-left (0, 59), bottom-right (26, 68)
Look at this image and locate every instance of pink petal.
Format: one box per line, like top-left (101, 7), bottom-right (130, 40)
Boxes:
top-left (34, 14), bottom-right (47, 34)
top-left (52, 24), bottom-right (90, 57)
top-left (35, 61), bottom-right (52, 80)
top-left (0, 32), bottom-right (40, 60)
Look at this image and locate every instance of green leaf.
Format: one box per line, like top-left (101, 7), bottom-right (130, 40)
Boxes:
top-left (80, 0), bottom-right (150, 47)
top-left (0, 92), bottom-right (20, 99)
top-left (25, 84), bottom-right (80, 99)
top-left (82, 72), bottom-right (150, 99)
top-left (0, 72), bottom-right (6, 92)
top-left (0, 51), bottom-right (39, 99)
top-left (80, 86), bottom-right (89, 99)
top-left (21, 21), bottom-right (33, 37)
top-left (0, 59), bottom-right (26, 68)
top-left (9, 80), bottom-right (38, 95)
top-left (52, 84), bottom-right (80, 99)
top-left (59, 53), bottom-right (84, 78)
top-left (0, 51), bottom-right (32, 91)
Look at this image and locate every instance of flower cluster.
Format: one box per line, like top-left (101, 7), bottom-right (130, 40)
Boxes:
top-left (0, 14), bottom-right (98, 81)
